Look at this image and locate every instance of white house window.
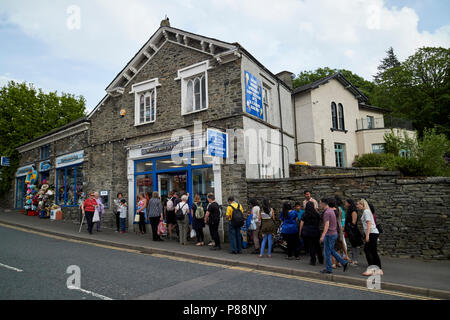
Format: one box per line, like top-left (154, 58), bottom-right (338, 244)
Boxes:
top-left (130, 78), bottom-right (160, 126)
top-left (176, 60), bottom-right (210, 115)
top-left (262, 86), bottom-right (270, 121)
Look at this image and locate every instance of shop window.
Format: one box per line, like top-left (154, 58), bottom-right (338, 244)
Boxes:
top-left (156, 157), bottom-right (189, 171)
top-left (136, 161), bottom-right (154, 173)
top-left (192, 167), bottom-right (214, 211)
top-left (135, 174), bottom-right (153, 199)
top-left (40, 172), bottom-right (49, 184)
top-left (56, 164), bottom-right (84, 207)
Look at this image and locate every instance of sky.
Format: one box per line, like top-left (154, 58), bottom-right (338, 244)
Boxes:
top-left (0, 0), bottom-right (449, 112)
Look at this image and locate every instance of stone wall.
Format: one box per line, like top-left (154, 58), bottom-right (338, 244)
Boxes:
top-left (289, 164), bottom-right (389, 177)
top-left (247, 172), bottom-right (450, 260)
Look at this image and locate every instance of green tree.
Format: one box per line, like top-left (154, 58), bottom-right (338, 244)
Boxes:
top-left (373, 47), bottom-right (401, 85)
top-left (0, 81), bottom-right (86, 196)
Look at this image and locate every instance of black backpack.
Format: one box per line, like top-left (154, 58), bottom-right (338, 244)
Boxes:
top-left (230, 203), bottom-right (245, 228)
top-left (176, 203), bottom-right (187, 221)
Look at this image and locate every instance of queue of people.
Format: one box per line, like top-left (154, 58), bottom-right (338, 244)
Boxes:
top-left (81, 189), bottom-right (382, 277)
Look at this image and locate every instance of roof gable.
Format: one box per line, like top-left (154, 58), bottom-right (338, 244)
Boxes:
top-left (292, 72), bottom-right (369, 103)
top-left (105, 26), bottom-right (238, 96)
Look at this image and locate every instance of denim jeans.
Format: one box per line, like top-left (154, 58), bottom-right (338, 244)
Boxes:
top-left (260, 234), bottom-right (273, 256)
top-left (324, 234), bottom-right (347, 272)
top-left (229, 222), bottom-right (242, 253)
top-left (120, 218), bottom-right (126, 232)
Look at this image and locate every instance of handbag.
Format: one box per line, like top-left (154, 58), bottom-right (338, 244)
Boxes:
top-left (190, 228), bottom-right (196, 238)
top-left (134, 213), bottom-right (140, 223)
top-left (157, 220), bottom-right (167, 235)
top-left (93, 208), bottom-right (100, 222)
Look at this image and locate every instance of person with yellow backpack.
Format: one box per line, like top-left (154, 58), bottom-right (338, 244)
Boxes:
top-left (226, 196), bottom-right (245, 254)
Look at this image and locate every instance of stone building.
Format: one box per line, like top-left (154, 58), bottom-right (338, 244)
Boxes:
top-left (12, 19), bottom-right (295, 228)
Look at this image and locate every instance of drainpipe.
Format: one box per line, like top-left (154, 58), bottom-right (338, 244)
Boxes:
top-left (293, 94), bottom-right (298, 162)
top-left (277, 81), bottom-right (286, 178)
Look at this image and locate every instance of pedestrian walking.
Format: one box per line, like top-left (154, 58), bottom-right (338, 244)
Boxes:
top-left (300, 201), bottom-right (323, 265)
top-left (293, 201), bottom-right (305, 255)
top-left (148, 191), bottom-right (164, 241)
top-left (259, 198), bottom-right (277, 258)
top-left (175, 194), bottom-right (190, 245)
top-left (81, 192), bottom-right (98, 235)
top-left (357, 199), bottom-right (383, 276)
top-left (344, 199), bottom-right (364, 266)
top-left (136, 193), bottom-right (147, 235)
top-left (335, 195), bottom-right (349, 261)
top-left (280, 202), bottom-right (300, 260)
top-left (94, 192), bottom-right (104, 232)
top-left (329, 200), bottom-right (342, 269)
top-left (113, 193), bottom-right (123, 232)
top-left (119, 199), bottom-right (127, 233)
top-left (226, 196), bottom-right (245, 254)
top-left (248, 198), bottom-right (261, 254)
top-left (192, 194), bottom-right (205, 246)
top-left (319, 198), bottom-right (348, 274)
top-left (205, 193), bottom-right (221, 251)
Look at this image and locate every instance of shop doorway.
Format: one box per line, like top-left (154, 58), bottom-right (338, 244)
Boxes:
top-left (158, 171), bottom-right (187, 203)
top-left (15, 177), bottom-right (26, 209)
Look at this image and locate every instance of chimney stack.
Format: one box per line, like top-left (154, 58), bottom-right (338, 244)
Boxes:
top-left (276, 71), bottom-right (294, 90)
top-left (160, 16), bottom-right (170, 27)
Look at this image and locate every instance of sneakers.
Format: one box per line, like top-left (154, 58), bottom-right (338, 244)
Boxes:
top-left (320, 269), bottom-right (332, 274)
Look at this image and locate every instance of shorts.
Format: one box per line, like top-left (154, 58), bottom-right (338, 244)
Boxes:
top-left (167, 211), bottom-right (177, 225)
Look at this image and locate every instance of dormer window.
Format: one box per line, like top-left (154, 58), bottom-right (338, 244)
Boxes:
top-left (130, 78), bottom-right (160, 126)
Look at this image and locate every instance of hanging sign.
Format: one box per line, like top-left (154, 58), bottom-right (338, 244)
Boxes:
top-left (1, 157), bottom-right (10, 166)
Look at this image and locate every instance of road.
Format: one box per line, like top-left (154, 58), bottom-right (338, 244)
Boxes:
top-left (0, 225), bottom-right (413, 300)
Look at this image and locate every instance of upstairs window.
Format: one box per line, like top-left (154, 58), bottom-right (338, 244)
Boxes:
top-left (185, 75), bottom-right (207, 113)
top-left (262, 86), bottom-right (271, 121)
top-left (131, 78), bottom-right (160, 126)
top-left (40, 145), bottom-right (50, 160)
top-left (177, 60), bottom-right (210, 115)
top-left (139, 90), bottom-right (156, 124)
top-left (338, 103), bottom-right (345, 130)
top-left (367, 115), bottom-right (374, 129)
top-left (331, 102), bottom-right (338, 129)
top-left (331, 102), bottom-right (345, 131)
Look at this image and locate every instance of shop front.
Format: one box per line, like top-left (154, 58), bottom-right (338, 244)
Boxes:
top-left (55, 150), bottom-right (85, 208)
top-left (127, 135), bottom-right (223, 227)
top-left (15, 164), bottom-right (34, 209)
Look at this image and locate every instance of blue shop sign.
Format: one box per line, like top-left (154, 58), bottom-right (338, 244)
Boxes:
top-left (56, 150), bottom-right (84, 168)
top-left (1, 157), bottom-right (10, 166)
top-left (39, 160), bottom-right (51, 172)
top-left (206, 129), bottom-right (228, 158)
top-left (244, 71), bottom-right (264, 120)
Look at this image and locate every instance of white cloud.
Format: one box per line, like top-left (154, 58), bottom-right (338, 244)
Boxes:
top-left (1, 0), bottom-right (449, 110)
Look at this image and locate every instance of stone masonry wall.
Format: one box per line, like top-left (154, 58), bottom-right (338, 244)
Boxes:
top-left (247, 173), bottom-right (450, 260)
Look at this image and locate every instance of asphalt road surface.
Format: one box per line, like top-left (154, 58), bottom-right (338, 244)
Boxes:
top-left (0, 225), bottom-right (413, 300)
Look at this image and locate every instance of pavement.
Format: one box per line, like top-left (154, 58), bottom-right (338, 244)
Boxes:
top-left (0, 224), bottom-right (414, 300)
top-left (1, 209), bottom-right (449, 299)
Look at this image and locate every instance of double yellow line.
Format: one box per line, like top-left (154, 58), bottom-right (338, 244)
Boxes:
top-left (0, 222), bottom-right (437, 300)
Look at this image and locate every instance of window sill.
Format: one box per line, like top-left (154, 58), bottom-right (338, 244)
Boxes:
top-left (330, 128), bottom-right (348, 133)
top-left (134, 120), bottom-right (156, 127)
top-left (182, 107), bottom-right (208, 116)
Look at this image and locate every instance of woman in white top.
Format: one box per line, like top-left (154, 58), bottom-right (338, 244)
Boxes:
top-left (176, 194), bottom-right (190, 245)
top-left (248, 198), bottom-right (261, 254)
top-left (357, 199), bottom-right (382, 276)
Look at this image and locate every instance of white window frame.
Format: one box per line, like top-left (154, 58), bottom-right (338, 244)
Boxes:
top-left (130, 78), bottom-right (160, 126)
top-left (262, 85), bottom-right (271, 122)
top-left (176, 60), bottom-right (211, 115)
